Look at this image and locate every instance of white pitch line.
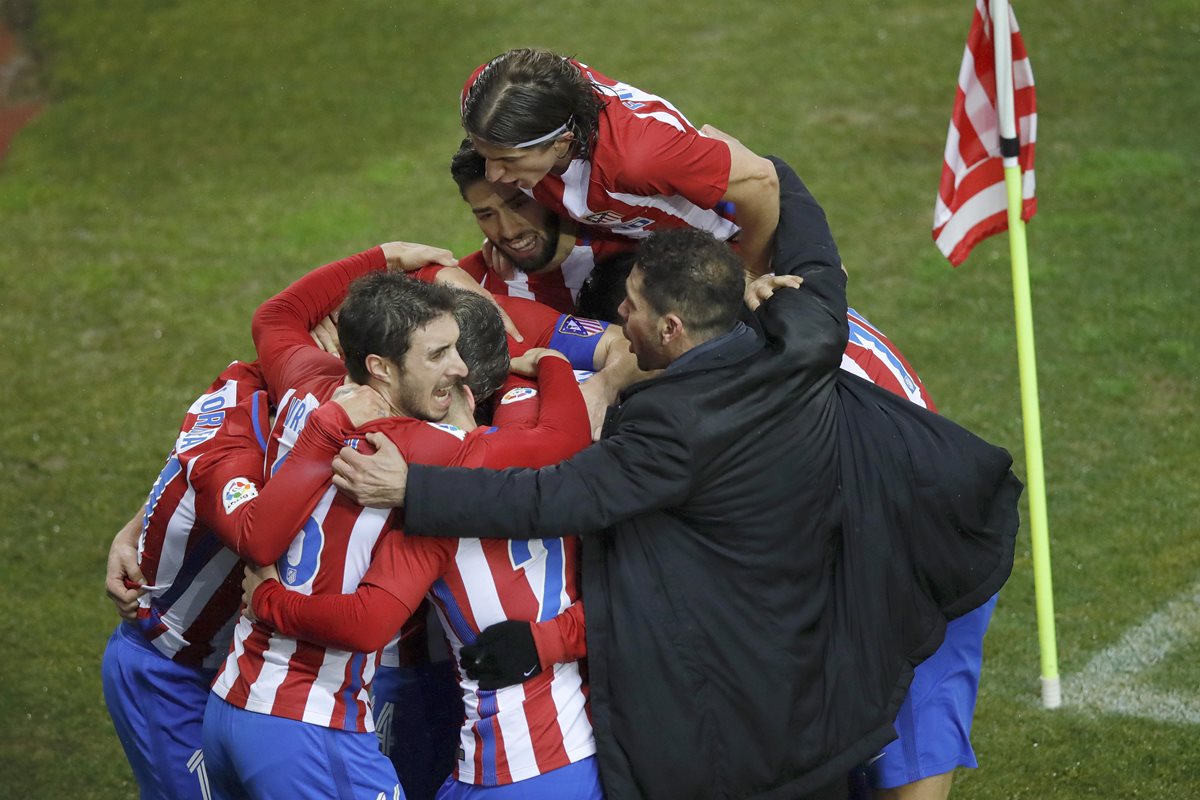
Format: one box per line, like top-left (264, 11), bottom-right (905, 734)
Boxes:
top-left (1067, 579), bottom-right (1200, 725)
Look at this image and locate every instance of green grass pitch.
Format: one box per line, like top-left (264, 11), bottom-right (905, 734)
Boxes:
top-left (0, 1), bottom-right (1196, 796)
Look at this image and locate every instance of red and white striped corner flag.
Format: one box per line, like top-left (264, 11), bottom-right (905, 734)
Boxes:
top-left (933, 0), bottom-right (1037, 266)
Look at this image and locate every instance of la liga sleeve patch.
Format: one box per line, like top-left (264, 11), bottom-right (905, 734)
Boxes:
top-left (500, 387), bottom-right (539, 405)
top-left (222, 477), bottom-right (259, 514)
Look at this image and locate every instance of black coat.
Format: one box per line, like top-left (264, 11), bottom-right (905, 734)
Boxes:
top-left (403, 159), bottom-right (1020, 799)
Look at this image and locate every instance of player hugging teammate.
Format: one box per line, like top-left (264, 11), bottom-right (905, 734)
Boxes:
top-left (103, 48), bottom-right (1002, 800)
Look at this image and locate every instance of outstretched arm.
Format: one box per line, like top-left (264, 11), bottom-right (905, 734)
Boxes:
top-left (252, 243), bottom-right (458, 403)
top-left (243, 529), bottom-right (451, 653)
top-left (461, 351), bottom-right (591, 468)
top-left (221, 386), bottom-right (389, 566)
top-left (402, 396), bottom-right (695, 540)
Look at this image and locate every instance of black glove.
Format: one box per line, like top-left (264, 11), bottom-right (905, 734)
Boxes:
top-left (460, 620), bottom-right (541, 690)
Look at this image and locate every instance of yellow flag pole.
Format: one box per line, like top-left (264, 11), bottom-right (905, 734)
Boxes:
top-left (992, 0), bottom-right (1061, 709)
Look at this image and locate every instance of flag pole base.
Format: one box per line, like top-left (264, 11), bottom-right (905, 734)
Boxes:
top-left (1040, 676), bottom-right (1062, 709)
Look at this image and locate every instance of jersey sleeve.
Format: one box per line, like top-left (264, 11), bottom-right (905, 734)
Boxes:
top-left (606, 119), bottom-right (732, 210)
top-left (358, 532), bottom-right (455, 611)
top-left (496, 295), bottom-right (562, 353)
top-left (251, 247), bottom-right (386, 405)
top-left (251, 578), bottom-right (413, 654)
top-left (185, 391), bottom-right (272, 550)
top-left (498, 296), bottom-right (610, 370)
top-left (457, 356), bottom-right (591, 469)
top-left (225, 401), bottom-right (354, 566)
top-left (530, 600), bottom-right (587, 669)
top-left (252, 527), bottom-right (454, 653)
top-left (409, 250), bottom-right (489, 286)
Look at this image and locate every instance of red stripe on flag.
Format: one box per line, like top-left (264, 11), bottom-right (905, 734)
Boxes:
top-left (933, 0), bottom-right (1037, 266)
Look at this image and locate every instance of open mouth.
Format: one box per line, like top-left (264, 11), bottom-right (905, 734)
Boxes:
top-left (503, 233), bottom-right (540, 256)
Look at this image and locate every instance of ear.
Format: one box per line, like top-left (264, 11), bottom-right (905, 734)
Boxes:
top-left (660, 313), bottom-right (685, 346)
top-left (553, 132), bottom-right (576, 159)
top-left (364, 354), bottom-right (394, 385)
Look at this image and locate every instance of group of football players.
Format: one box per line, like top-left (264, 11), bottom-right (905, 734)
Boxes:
top-left (102, 48), bottom-right (994, 800)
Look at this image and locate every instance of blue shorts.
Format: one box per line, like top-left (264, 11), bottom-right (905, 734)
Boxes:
top-left (868, 594), bottom-right (998, 788)
top-left (374, 661), bottom-right (462, 800)
top-left (202, 693), bottom-right (402, 800)
top-left (434, 756), bottom-right (602, 800)
top-left (101, 622), bottom-right (220, 800)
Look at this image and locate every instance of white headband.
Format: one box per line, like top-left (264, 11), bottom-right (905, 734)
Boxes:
top-left (514, 118), bottom-right (572, 149)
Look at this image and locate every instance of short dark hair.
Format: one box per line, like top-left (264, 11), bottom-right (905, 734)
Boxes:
top-left (448, 288), bottom-right (509, 403)
top-left (577, 251), bottom-right (637, 324)
top-left (450, 138), bottom-right (486, 196)
top-left (634, 229), bottom-right (745, 339)
top-left (338, 273), bottom-right (459, 384)
top-left (461, 48), bottom-right (606, 160)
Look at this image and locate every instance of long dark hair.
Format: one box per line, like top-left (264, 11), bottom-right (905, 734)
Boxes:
top-left (461, 48), bottom-right (606, 160)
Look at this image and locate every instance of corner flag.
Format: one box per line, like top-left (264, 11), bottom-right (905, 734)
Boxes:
top-left (935, 1), bottom-right (1062, 709)
top-left (933, 0), bottom-right (1037, 266)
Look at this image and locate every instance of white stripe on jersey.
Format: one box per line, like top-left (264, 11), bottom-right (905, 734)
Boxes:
top-left (342, 506), bottom-right (392, 593)
top-left (302, 648), bottom-right (351, 727)
top-left (146, 468), bottom-right (199, 593)
top-left (554, 145), bottom-right (738, 242)
top-left (502, 271), bottom-right (536, 301)
top-left (279, 488), bottom-right (336, 595)
top-left (558, 160), bottom-right (596, 225)
top-left (632, 110), bottom-right (686, 132)
top-left (547, 662), bottom-right (595, 766)
top-left (603, 188), bottom-right (739, 241)
top-left (242, 632), bottom-right (298, 714)
top-left (147, 545), bottom-right (239, 666)
top-left (269, 390), bottom-right (321, 476)
top-left (589, 70), bottom-right (695, 127)
top-left (559, 246), bottom-right (598, 304)
top-left (839, 354), bottom-right (871, 382)
top-left (451, 539), bottom-right (535, 781)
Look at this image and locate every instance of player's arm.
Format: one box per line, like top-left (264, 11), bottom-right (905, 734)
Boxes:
top-left (408, 255), bottom-right (523, 342)
top-left (702, 125), bottom-right (780, 278)
top-left (243, 531), bottom-right (450, 653)
top-left (252, 243), bottom-right (458, 402)
top-left (578, 328), bottom-right (651, 439)
top-left (104, 507), bottom-right (146, 620)
top-left (333, 389), bottom-right (695, 539)
top-left (222, 387), bottom-right (388, 566)
top-left (460, 350), bottom-right (591, 469)
top-left (459, 601), bottom-right (587, 690)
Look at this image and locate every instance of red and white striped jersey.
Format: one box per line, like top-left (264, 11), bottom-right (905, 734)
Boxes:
top-left (211, 410), bottom-right (468, 732)
top-left (442, 239), bottom-right (633, 315)
top-left (370, 531), bottom-right (594, 785)
top-left (247, 357), bottom-right (593, 780)
top-left (841, 308), bottom-right (937, 412)
top-left (465, 59), bottom-right (738, 242)
top-left (365, 359), bottom-right (594, 784)
top-left (135, 361), bottom-right (270, 671)
top-left (250, 245), bottom-right (390, 476)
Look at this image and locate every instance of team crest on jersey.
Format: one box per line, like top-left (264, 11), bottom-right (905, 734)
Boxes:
top-left (222, 477), bottom-right (259, 514)
top-left (582, 210), bottom-right (626, 226)
top-left (499, 387), bottom-right (538, 405)
top-left (425, 422), bottom-right (467, 441)
top-left (557, 316), bottom-right (605, 338)
top-left (573, 369), bottom-right (595, 384)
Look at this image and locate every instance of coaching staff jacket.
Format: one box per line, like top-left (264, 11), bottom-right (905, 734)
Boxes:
top-left (402, 159), bottom-right (1020, 799)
